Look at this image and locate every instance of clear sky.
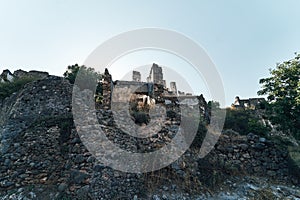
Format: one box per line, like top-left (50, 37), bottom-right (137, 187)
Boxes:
top-left (1, 0), bottom-right (300, 106)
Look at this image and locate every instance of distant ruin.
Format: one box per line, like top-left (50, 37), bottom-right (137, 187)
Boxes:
top-left (102, 63), bottom-right (207, 117)
top-left (0, 69), bottom-right (49, 83)
top-left (132, 70), bottom-right (141, 82)
top-left (231, 96), bottom-right (265, 110)
top-left (146, 63), bottom-right (165, 86)
top-left (170, 82), bottom-right (177, 96)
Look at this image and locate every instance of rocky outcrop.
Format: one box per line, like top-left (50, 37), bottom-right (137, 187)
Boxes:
top-left (0, 70), bottom-right (14, 82)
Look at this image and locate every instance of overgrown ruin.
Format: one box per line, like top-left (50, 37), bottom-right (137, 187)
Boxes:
top-left (0, 68), bottom-right (299, 199)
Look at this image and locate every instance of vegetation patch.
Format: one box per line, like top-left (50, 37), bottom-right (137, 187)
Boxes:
top-left (224, 109), bottom-right (271, 137)
top-left (0, 77), bottom-right (38, 100)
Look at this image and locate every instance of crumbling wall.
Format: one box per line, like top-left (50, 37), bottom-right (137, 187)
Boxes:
top-left (132, 70), bottom-right (141, 82)
top-left (201, 132), bottom-right (290, 181)
top-left (0, 73), bottom-right (298, 199)
top-left (0, 76), bottom-right (72, 154)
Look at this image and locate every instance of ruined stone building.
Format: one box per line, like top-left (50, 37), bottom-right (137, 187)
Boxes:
top-left (147, 63), bottom-right (165, 87)
top-left (132, 71), bottom-right (141, 82)
top-left (101, 65), bottom-right (207, 116)
top-left (170, 82), bottom-right (177, 96)
top-left (178, 91), bottom-right (185, 96)
top-left (231, 96), bottom-right (265, 110)
top-left (100, 63), bottom-right (207, 111)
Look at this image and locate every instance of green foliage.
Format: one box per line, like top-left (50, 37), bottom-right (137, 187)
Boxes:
top-left (63, 64), bottom-right (103, 98)
top-left (63, 64), bottom-right (80, 84)
top-left (224, 109), bottom-right (270, 136)
top-left (0, 77), bottom-right (37, 100)
top-left (207, 100), bottom-right (220, 110)
top-left (131, 111), bottom-right (150, 125)
top-left (258, 53), bottom-right (300, 139)
top-left (190, 117), bottom-right (208, 148)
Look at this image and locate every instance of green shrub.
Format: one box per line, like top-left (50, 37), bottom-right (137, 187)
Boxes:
top-left (224, 108), bottom-right (271, 136)
top-left (0, 77), bottom-right (37, 100)
top-left (63, 64), bottom-right (103, 97)
top-left (190, 119), bottom-right (207, 149)
top-left (131, 111), bottom-right (150, 125)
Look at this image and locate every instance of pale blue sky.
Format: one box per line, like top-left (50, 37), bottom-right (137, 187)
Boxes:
top-left (1, 0), bottom-right (300, 106)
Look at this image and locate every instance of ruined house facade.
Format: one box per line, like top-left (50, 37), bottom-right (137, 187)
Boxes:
top-left (231, 96), bottom-right (265, 110)
top-left (132, 71), bottom-right (141, 82)
top-left (146, 63), bottom-right (165, 86)
top-left (101, 63), bottom-right (208, 118)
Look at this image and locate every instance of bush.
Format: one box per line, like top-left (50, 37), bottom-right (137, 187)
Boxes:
top-left (63, 64), bottom-right (103, 94)
top-left (190, 118), bottom-right (207, 148)
top-left (0, 77), bottom-right (37, 100)
top-left (224, 108), bottom-right (271, 136)
top-left (131, 111), bottom-right (150, 125)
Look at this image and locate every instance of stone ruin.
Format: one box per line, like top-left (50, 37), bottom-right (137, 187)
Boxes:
top-left (101, 63), bottom-right (208, 119)
top-left (0, 69), bottom-right (49, 83)
top-left (170, 81), bottom-right (177, 96)
top-left (231, 96), bottom-right (266, 110)
top-left (132, 70), bottom-right (141, 82)
top-left (146, 63), bottom-right (165, 86)
top-left (0, 69), bottom-right (299, 199)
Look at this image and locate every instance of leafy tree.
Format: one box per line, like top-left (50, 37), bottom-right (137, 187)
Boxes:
top-left (63, 64), bottom-right (103, 101)
top-left (258, 53), bottom-right (300, 139)
top-left (223, 108), bottom-right (270, 137)
top-left (207, 101), bottom-right (220, 110)
top-left (63, 64), bottom-right (80, 84)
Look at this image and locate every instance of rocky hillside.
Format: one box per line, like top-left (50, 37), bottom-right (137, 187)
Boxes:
top-left (0, 72), bottom-right (299, 199)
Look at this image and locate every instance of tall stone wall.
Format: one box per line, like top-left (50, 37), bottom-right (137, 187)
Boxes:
top-left (0, 76), bottom-right (72, 154)
top-left (132, 70), bottom-right (141, 82)
top-left (204, 132), bottom-right (290, 180)
top-left (0, 73), bottom-right (299, 199)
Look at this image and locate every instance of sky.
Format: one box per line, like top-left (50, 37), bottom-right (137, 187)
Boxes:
top-left (1, 0), bottom-right (300, 106)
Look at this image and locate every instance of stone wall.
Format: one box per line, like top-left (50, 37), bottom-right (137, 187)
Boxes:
top-left (202, 131), bottom-right (290, 181)
top-left (102, 69), bottom-right (207, 109)
top-left (0, 73), bottom-right (299, 199)
top-left (132, 70), bottom-right (141, 82)
top-left (0, 76), bottom-right (72, 154)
